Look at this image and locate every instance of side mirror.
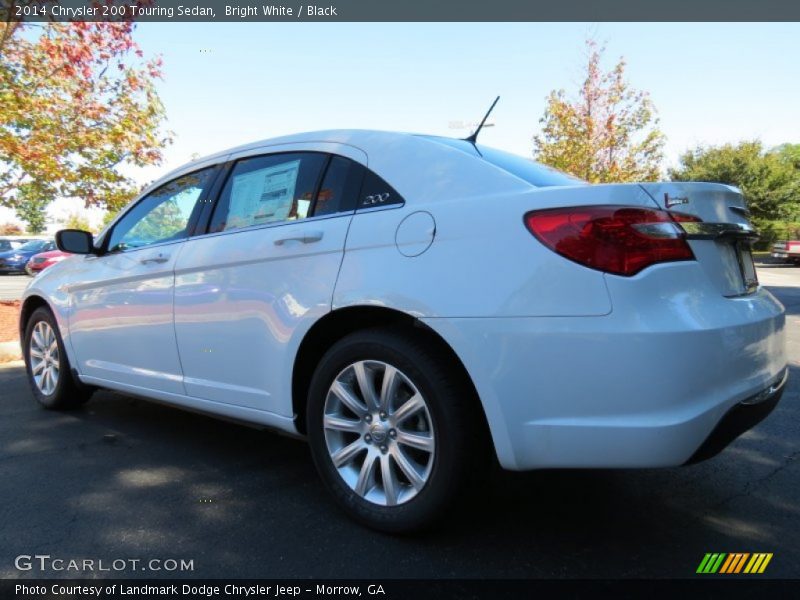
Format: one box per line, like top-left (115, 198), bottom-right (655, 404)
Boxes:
top-left (56, 229), bottom-right (96, 255)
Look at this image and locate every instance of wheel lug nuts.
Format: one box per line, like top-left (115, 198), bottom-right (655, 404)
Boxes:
top-left (379, 412), bottom-right (387, 420)
top-left (389, 429), bottom-right (396, 438)
top-left (365, 415), bottom-right (372, 422)
top-left (364, 434), bottom-right (371, 442)
top-left (380, 445), bottom-right (387, 453)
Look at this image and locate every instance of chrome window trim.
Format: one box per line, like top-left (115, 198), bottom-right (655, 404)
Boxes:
top-left (189, 210), bottom-right (355, 242)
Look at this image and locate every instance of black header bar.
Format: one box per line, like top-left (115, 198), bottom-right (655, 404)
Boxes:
top-left (3, 0), bottom-right (800, 22)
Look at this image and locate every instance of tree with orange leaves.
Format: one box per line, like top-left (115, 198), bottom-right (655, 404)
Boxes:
top-left (0, 1), bottom-right (171, 223)
top-left (533, 39), bottom-right (665, 183)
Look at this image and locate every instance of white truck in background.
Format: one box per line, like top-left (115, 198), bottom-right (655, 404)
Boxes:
top-left (772, 240), bottom-right (800, 264)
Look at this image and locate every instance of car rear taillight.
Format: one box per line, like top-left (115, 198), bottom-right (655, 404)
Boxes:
top-left (524, 205), bottom-right (700, 276)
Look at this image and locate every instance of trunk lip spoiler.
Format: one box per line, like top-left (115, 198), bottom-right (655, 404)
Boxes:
top-left (679, 221), bottom-right (759, 242)
top-left (677, 220), bottom-right (760, 297)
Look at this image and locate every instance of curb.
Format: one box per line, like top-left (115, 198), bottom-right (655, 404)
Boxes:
top-left (0, 340), bottom-right (21, 363)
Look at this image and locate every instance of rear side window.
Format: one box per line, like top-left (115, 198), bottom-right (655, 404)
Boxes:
top-left (314, 155), bottom-right (365, 216)
top-left (210, 153), bottom-right (326, 233)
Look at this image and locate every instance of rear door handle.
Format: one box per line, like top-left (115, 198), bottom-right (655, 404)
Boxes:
top-left (140, 255), bottom-right (169, 265)
top-left (274, 231), bottom-right (324, 246)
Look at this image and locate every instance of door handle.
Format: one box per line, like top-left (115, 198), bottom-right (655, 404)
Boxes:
top-left (274, 231), bottom-right (324, 246)
top-left (140, 255), bottom-right (169, 265)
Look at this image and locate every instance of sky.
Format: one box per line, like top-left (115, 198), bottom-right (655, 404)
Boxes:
top-left (4, 21), bottom-right (800, 230)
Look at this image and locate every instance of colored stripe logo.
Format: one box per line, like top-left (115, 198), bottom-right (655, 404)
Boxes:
top-left (696, 553), bottom-right (773, 574)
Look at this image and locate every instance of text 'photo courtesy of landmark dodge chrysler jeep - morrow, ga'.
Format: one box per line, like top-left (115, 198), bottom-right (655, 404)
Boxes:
top-left (20, 129), bottom-right (786, 532)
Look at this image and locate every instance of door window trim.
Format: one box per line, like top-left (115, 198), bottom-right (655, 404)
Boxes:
top-left (200, 151), bottom-right (360, 238)
top-left (100, 164), bottom-right (224, 255)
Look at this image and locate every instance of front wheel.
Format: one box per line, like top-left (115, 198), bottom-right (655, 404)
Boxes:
top-left (307, 327), bottom-right (481, 532)
top-left (24, 307), bottom-right (92, 409)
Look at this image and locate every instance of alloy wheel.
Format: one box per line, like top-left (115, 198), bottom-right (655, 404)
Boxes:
top-left (323, 360), bottom-right (436, 506)
top-left (29, 321), bottom-right (60, 396)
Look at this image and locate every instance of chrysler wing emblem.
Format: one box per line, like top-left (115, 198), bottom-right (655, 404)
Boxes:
top-left (665, 193), bottom-right (690, 209)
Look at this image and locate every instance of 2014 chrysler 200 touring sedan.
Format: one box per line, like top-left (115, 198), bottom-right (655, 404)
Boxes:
top-left (20, 130), bottom-right (787, 531)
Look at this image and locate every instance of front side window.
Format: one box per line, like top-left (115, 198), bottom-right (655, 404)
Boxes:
top-left (107, 168), bottom-right (216, 252)
top-left (210, 153), bottom-right (327, 233)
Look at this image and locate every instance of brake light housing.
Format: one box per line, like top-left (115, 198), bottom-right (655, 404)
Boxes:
top-left (524, 205), bottom-right (699, 277)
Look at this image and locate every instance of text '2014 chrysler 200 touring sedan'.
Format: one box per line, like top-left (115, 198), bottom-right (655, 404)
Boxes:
top-left (19, 130), bottom-right (786, 532)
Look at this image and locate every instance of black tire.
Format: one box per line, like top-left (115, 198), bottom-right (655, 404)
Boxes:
top-left (306, 326), bottom-right (482, 533)
top-left (23, 306), bottom-right (92, 410)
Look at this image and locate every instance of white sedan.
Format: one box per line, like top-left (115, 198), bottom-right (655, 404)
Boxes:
top-left (19, 130), bottom-right (787, 532)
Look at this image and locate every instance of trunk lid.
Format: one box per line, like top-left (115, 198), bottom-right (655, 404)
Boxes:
top-left (639, 182), bottom-right (758, 297)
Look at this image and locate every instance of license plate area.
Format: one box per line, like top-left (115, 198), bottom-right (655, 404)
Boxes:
top-left (735, 242), bottom-right (758, 294)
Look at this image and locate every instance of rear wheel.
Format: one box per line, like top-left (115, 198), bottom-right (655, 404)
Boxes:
top-left (307, 327), bottom-right (480, 532)
top-left (24, 307), bottom-right (92, 410)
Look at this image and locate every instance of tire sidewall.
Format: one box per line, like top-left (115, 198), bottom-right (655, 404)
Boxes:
top-left (307, 330), bottom-right (467, 532)
top-left (24, 307), bottom-right (73, 409)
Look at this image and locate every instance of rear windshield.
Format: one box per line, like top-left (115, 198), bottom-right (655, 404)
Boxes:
top-left (423, 136), bottom-right (585, 188)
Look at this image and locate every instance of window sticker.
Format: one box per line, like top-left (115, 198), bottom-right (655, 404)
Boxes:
top-left (226, 159), bottom-right (301, 229)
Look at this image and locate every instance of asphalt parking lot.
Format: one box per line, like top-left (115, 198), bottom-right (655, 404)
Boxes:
top-left (0, 265), bottom-right (798, 580)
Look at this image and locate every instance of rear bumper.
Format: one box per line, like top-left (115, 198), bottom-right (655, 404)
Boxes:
top-left (421, 266), bottom-right (787, 470)
top-left (685, 369), bottom-right (786, 464)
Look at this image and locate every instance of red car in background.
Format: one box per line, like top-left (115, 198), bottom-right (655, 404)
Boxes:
top-left (25, 249), bottom-right (72, 276)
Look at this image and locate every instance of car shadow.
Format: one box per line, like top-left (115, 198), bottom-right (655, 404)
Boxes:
top-left (0, 357), bottom-right (798, 579)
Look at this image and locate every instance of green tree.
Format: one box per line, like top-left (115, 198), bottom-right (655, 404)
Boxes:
top-left (14, 182), bottom-right (49, 233)
top-left (63, 211), bottom-right (93, 232)
top-left (0, 2), bottom-right (171, 215)
top-left (775, 143), bottom-right (800, 170)
top-left (669, 141), bottom-right (800, 224)
top-left (100, 209), bottom-right (118, 230)
top-left (122, 198), bottom-right (185, 246)
top-left (533, 39), bottom-right (666, 182)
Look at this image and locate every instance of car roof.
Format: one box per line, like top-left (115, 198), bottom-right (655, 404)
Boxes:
top-left (141, 129), bottom-right (532, 202)
top-left (192, 129), bottom-right (411, 164)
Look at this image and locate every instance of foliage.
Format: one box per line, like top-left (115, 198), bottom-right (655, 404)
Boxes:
top-left (533, 39), bottom-right (666, 182)
top-left (669, 141), bottom-right (800, 226)
top-left (100, 208), bottom-right (118, 230)
top-left (0, 221), bottom-right (23, 235)
top-left (774, 143), bottom-right (800, 170)
top-left (124, 198), bottom-right (186, 245)
top-left (0, 2), bottom-right (171, 217)
top-left (63, 211), bottom-right (93, 232)
top-left (13, 180), bottom-right (49, 233)
top-left (756, 220), bottom-right (800, 249)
